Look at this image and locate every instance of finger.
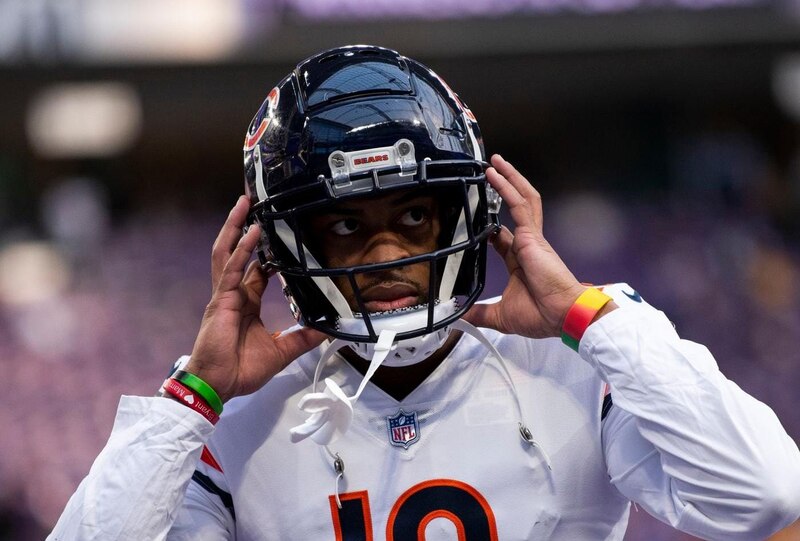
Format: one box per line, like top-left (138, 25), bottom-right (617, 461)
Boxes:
top-left (273, 327), bottom-right (328, 368)
top-left (242, 259), bottom-right (271, 300)
top-left (490, 226), bottom-right (520, 275)
top-left (216, 225), bottom-right (260, 295)
top-left (211, 195), bottom-right (251, 289)
top-left (490, 155), bottom-right (539, 200)
top-left (486, 166), bottom-right (525, 208)
top-left (487, 158), bottom-right (543, 232)
top-left (487, 167), bottom-right (540, 234)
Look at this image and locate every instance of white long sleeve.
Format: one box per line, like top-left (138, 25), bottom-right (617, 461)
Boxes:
top-left (48, 288), bottom-right (800, 540)
top-left (586, 291), bottom-right (800, 540)
top-left (48, 396), bottom-right (216, 541)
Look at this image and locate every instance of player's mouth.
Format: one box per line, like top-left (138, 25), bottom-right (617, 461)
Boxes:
top-left (361, 283), bottom-right (420, 313)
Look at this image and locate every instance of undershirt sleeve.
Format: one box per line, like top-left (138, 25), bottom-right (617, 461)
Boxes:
top-left (48, 395), bottom-right (216, 541)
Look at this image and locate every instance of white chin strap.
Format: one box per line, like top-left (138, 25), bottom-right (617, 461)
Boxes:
top-left (290, 329), bottom-right (396, 445)
top-left (289, 300), bottom-right (458, 445)
top-left (288, 318), bottom-right (550, 459)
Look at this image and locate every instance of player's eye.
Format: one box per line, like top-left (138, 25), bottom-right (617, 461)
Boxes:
top-left (331, 218), bottom-right (359, 236)
top-left (398, 207), bottom-right (427, 227)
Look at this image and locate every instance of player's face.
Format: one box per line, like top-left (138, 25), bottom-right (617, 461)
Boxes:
top-left (306, 189), bottom-right (440, 314)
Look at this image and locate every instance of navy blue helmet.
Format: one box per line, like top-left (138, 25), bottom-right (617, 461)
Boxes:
top-left (244, 45), bottom-right (500, 353)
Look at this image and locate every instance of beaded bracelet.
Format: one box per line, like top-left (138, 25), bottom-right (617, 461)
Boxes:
top-left (561, 287), bottom-right (613, 352)
top-left (163, 378), bottom-right (220, 425)
top-left (173, 370), bottom-right (223, 414)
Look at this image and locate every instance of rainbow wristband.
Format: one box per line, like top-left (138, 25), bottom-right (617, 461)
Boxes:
top-left (560, 288), bottom-right (613, 352)
top-left (173, 370), bottom-right (224, 414)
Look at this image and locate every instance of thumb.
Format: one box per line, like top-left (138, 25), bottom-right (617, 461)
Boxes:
top-left (273, 326), bottom-right (328, 368)
top-left (462, 301), bottom-right (500, 332)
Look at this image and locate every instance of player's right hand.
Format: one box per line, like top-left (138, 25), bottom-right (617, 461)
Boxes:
top-left (184, 195), bottom-right (326, 403)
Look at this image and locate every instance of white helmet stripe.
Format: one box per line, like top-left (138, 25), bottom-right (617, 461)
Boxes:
top-left (272, 216), bottom-right (353, 318)
top-left (437, 112), bottom-right (482, 302)
top-left (438, 184), bottom-right (479, 302)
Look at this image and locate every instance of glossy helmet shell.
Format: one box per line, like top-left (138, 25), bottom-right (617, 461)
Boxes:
top-left (243, 45), bottom-right (500, 344)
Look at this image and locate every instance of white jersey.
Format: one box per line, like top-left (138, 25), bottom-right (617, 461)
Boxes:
top-left (49, 284), bottom-right (800, 540)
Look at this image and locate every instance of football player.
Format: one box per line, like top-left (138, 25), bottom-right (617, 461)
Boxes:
top-left (50, 45), bottom-right (800, 540)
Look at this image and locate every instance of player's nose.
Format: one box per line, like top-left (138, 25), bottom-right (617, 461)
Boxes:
top-left (361, 231), bottom-right (411, 265)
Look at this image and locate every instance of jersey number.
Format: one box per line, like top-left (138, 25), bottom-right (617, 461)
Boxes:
top-left (329, 479), bottom-right (498, 541)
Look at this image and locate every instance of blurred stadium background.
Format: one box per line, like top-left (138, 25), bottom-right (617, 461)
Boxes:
top-left (1, 0), bottom-right (799, 539)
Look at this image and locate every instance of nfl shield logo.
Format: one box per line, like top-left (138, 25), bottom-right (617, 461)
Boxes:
top-left (386, 409), bottom-right (420, 449)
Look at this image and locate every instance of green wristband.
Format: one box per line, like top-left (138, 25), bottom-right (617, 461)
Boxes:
top-left (173, 370), bottom-right (224, 414)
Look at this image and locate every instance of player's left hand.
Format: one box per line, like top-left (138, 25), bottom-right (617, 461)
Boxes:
top-left (464, 154), bottom-right (604, 339)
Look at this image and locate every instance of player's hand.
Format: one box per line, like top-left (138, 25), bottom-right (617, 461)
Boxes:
top-left (465, 155), bottom-right (611, 339)
top-left (185, 196), bottom-right (326, 403)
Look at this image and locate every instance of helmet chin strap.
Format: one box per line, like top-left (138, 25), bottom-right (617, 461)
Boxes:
top-left (289, 329), bottom-right (397, 446)
top-left (294, 321), bottom-right (554, 515)
top-left (311, 320), bottom-right (554, 511)
top-left (289, 318), bottom-right (552, 473)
